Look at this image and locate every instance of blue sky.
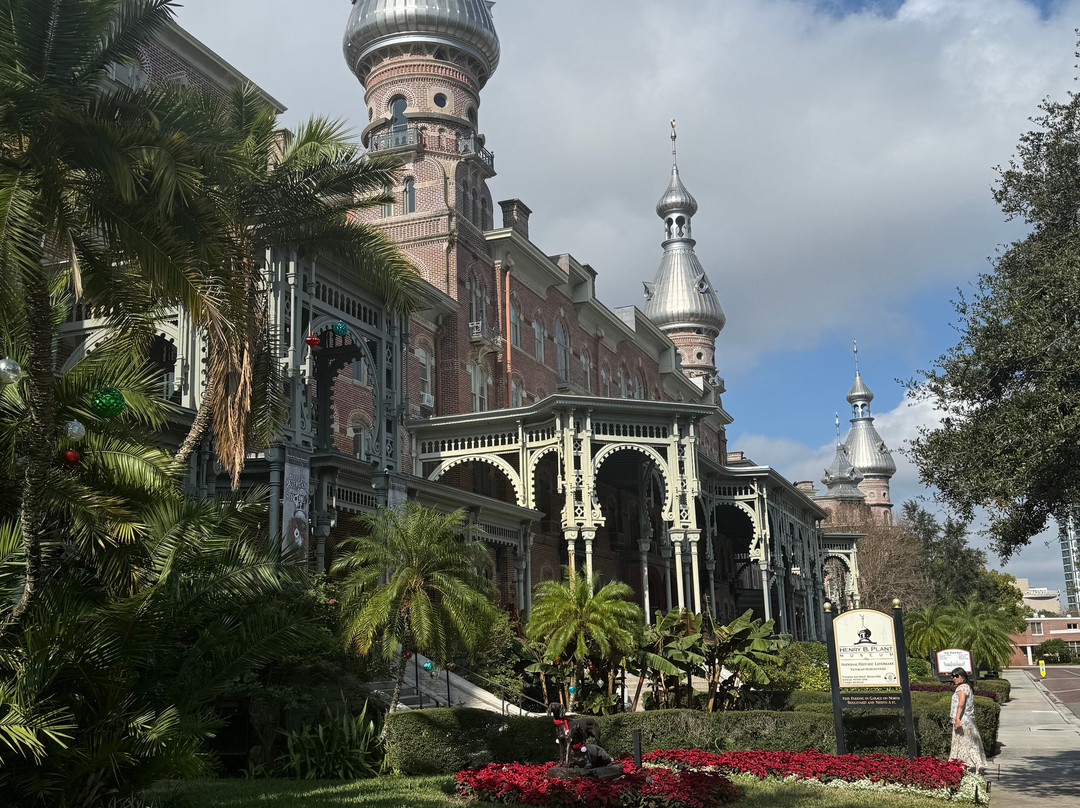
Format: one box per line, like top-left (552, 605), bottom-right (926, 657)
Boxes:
top-left (176, 0), bottom-right (1078, 605)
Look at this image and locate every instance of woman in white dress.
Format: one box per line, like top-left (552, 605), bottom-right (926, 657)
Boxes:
top-left (949, 668), bottom-right (987, 773)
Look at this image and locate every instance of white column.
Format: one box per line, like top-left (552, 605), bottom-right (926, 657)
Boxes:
top-left (672, 530), bottom-right (686, 610)
top-left (581, 529), bottom-right (595, 580)
top-left (759, 559), bottom-right (772, 622)
top-left (639, 540), bottom-right (652, 622)
top-left (564, 528), bottom-right (578, 577)
top-left (688, 531), bottom-right (702, 614)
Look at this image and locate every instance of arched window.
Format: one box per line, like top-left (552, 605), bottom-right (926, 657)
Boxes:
top-left (403, 178), bottom-right (415, 214)
top-left (509, 297), bottom-right (522, 348)
top-left (381, 183), bottom-right (392, 218)
top-left (555, 319), bottom-right (571, 382)
top-left (351, 358), bottom-right (370, 387)
top-left (617, 366), bottom-right (627, 398)
top-left (461, 180), bottom-right (471, 221)
top-left (468, 362), bottom-right (488, 412)
top-left (350, 412), bottom-right (374, 459)
top-left (511, 377), bottom-right (523, 408)
top-left (633, 371), bottom-right (646, 400)
top-left (580, 350), bottom-right (592, 392)
top-left (389, 96), bottom-right (408, 131)
top-left (469, 279), bottom-right (485, 328)
top-left (532, 318), bottom-right (545, 361)
top-left (600, 366), bottom-right (611, 398)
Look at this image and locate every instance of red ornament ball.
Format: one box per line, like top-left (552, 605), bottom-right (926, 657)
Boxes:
top-left (62, 449), bottom-right (81, 465)
top-left (304, 333), bottom-right (321, 348)
top-left (406, 651), bottom-right (413, 659)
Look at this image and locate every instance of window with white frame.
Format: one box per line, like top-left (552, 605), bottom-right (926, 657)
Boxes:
top-left (618, 366), bottom-right (627, 398)
top-left (509, 297), bottom-right (521, 348)
top-left (403, 177), bottom-right (416, 214)
top-left (555, 319), bottom-right (571, 380)
top-left (468, 363), bottom-right (488, 412)
top-left (533, 318), bottom-right (544, 361)
top-left (580, 351), bottom-right (592, 392)
top-left (1068, 623), bottom-right (1078, 630)
top-left (600, 367), bottom-right (610, 397)
top-left (1031, 622), bottom-right (1043, 636)
top-left (352, 358), bottom-right (370, 387)
top-left (633, 371), bottom-right (646, 400)
top-left (416, 347), bottom-right (434, 402)
top-left (511, 378), bottom-right (523, 408)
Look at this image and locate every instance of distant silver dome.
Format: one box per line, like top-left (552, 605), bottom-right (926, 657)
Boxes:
top-left (344, 0), bottom-right (501, 87)
top-left (846, 372), bottom-right (874, 405)
top-left (820, 442), bottom-right (866, 501)
top-left (656, 165), bottom-right (698, 219)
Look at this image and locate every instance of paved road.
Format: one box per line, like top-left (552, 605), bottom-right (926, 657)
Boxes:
top-left (1031, 665), bottom-right (1080, 721)
top-left (988, 669), bottom-right (1080, 806)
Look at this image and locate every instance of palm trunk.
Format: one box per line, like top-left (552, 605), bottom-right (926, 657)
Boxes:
top-left (380, 648), bottom-right (411, 740)
top-left (10, 272), bottom-right (57, 622)
top-left (174, 369), bottom-right (218, 467)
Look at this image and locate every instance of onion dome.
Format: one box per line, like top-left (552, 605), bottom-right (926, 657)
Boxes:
top-left (656, 165), bottom-right (698, 219)
top-left (843, 368), bottom-right (896, 477)
top-left (344, 0), bottom-right (501, 87)
top-left (847, 372), bottom-right (874, 406)
top-left (644, 122), bottom-right (725, 334)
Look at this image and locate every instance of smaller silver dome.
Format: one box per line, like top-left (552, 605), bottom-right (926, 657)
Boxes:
top-left (821, 442), bottom-right (865, 501)
top-left (656, 165), bottom-right (698, 219)
top-left (846, 372), bottom-right (874, 405)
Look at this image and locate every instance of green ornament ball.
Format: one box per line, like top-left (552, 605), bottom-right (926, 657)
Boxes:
top-left (90, 387), bottom-right (126, 418)
top-left (568, 685), bottom-right (576, 695)
top-left (423, 660), bottom-right (434, 672)
top-left (332, 320), bottom-right (348, 336)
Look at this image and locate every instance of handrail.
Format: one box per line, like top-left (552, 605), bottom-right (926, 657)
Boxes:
top-left (447, 662), bottom-right (548, 715)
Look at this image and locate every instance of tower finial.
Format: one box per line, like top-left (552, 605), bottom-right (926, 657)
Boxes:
top-left (670, 119), bottom-right (678, 168)
top-left (853, 339), bottom-right (860, 375)
top-left (835, 412), bottom-right (841, 444)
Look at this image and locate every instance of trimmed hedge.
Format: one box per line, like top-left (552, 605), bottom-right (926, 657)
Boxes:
top-left (974, 677), bottom-right (1010, 702)
top-left (382, 695), bottom-right (999, 774)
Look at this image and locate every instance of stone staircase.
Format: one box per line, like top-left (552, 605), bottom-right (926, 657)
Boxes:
top-left (362, 651), bottom-right (547, 716)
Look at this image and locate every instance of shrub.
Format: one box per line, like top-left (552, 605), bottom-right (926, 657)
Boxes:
top-left (910, 682), bottom-right (999, 702)
top-left (905, 657), bottom-right (932, 679)
top-left (1036, 638), bottom-right (1073, 664)
top-left (973, 677), bottom-right (1010, 702)
top-left (270, 700), bottom-right (382, 779)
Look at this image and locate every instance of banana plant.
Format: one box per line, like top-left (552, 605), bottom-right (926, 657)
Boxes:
top-left (701, 609), bottom-right (786, 712)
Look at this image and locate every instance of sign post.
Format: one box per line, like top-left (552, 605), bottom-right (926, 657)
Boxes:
top-left (825, 599), bottom-right (918, 758)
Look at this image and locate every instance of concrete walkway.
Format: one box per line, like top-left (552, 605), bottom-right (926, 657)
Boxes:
top-left (987, 669), bottom-right (1080, 805)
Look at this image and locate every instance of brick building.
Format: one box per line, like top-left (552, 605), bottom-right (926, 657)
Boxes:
top-left (61, 6), bottom-right (864, 640)
top-left (1009, 615), bottom-right (1080, 666)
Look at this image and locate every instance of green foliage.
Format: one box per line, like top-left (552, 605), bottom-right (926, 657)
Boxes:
top-left (908, 86), bottom-right (1080, 557)
top-left (761, 642), bottom-right (830, 692)
top-left (333, 504), bottom-right (499, 714)
top-left (270, 701), bottom-right (382, 780)
top-left (905, 656), bottom-right (932, 680)
top-left (526, 570), bottom-right (642, 710)
top-left (1035, 638), bottom-right (1073, 663)
top-left (701, 609), bottom-right (787, 710)
top-left (382, 708), bottom-right (835, 775)
top-left (972, 677), bottom-right (1010, 702)
top-left (903, 598), bottom-right (1017, 672)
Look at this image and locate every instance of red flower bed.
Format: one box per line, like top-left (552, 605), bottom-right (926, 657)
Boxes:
top-left (910, 682), bottom-right (999, 702)
top-left (456, 760), bottom-right (742, 807)
top-left (643, 749), bottom-right (965, 790)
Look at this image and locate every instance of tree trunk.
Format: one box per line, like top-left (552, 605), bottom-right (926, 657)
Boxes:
top-left (10, 271), bottom-right (58, 622)
top-left (174, 369), bottom-right (218, 467)
top-left (381, 648), bottom-right (410, 739)
top-left (630, 665), bottom-right (647, 712)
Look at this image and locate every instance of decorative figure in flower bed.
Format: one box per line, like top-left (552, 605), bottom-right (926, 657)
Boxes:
top-left (949, 667), bottom-right (988, 773)
top-left (547, 702), bottom-right (601, 766)
top-left (565, 723), bottom-right (614, 770)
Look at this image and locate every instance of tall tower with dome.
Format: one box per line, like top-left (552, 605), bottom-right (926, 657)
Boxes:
top-left (344, 0), bottom-right (506, 415)
top-left (643, 123), bottom-right (726, 379)
top-left (842, 345), bottom-right (896, 523)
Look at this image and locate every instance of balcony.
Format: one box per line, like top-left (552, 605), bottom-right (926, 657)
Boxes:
top-left (557, 365), bottom-right (592, 395)
top-left (459, 133), bottom-right (495, 173)
top-left (469, 321), bottom-right (502, 349)
top-left (369, 123), bottom-right (420, 153)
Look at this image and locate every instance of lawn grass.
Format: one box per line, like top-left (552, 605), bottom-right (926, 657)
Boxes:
top-left (154, 774), bottom-right (985, 808)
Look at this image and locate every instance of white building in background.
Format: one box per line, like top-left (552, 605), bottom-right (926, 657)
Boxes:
top-left (1058, 507), bottom-right (1080, 614)
top-left (1015, 578), bottom-right (1062, 615)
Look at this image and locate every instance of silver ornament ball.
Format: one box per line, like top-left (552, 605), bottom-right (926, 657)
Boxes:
top-left (65, 420), bottom-right (86, 442)
top-left (0, 357), bottom-right (21, 386)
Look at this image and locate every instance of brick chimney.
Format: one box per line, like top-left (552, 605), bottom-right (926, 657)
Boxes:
top-left (499, 199), bottom-right (532, 239)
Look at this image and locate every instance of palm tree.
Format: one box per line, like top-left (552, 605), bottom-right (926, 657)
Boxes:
top-left (169, 85), bottom-right (422, 483)
top-left (904, 605), bottom-right (953, 660)
top-left (332, 503), bottom-right (498, 715)
top-left (0, 0), bottom-right (224, 620)
top-left (526, 571), bottom-right (642, 709)
top-left (946, 599), bottom-right (1016, 673)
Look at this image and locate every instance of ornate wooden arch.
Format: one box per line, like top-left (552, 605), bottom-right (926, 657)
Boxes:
top-left (429, 454), bottom-right (524, 507)
top-left (592, 442), bottom-right (673, 516)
